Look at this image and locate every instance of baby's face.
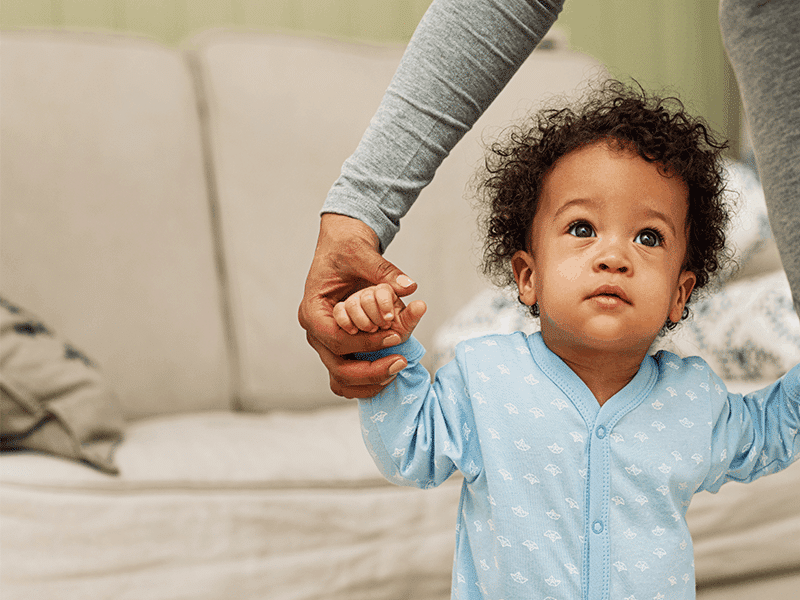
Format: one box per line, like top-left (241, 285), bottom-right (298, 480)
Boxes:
top-left (512, 140), bottom-right (696, 357)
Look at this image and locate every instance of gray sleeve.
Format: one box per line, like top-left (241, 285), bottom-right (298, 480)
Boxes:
top-left (719, 0), bottom-right (800, 316)
top-left (321, 0), bottom-right (566, 251)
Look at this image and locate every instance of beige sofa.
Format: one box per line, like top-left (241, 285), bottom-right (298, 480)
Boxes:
top-left (1, 28), bottom-right (798, 600)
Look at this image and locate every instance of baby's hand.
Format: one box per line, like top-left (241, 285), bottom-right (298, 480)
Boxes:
top-left (334, 283), bottom-right (426, 338)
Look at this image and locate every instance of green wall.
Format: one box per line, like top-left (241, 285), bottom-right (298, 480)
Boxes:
top-left (0, 0), bottom-right (738, 153)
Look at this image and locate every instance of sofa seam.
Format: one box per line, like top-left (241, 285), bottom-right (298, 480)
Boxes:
top-left (183, 47), bottom-right (244, 412)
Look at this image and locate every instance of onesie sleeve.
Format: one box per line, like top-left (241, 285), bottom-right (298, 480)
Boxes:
top-left (357, 336), bottom-right (481, 488)
top-left (321, 0), bottom-right (565, 250)
top-left (700, 363), bottom-right (800, 493)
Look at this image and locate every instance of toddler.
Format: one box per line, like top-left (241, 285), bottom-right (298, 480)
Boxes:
top-left (333, 81), bottom-right (800, 600)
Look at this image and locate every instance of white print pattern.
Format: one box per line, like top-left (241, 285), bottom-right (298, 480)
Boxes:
top-left (361, 331), bottom-right (800, 600)
top-left (402, 394), bottom-right (417, 404)
top-left (544, 530), bottom-right (562, 542)
top-left (522, 540), bottom-right (539, 551)
top-left (515, 438), bottom-right (531, 451)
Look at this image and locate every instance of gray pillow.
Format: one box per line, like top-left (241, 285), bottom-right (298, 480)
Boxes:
top-left (0, 297), bottom-right (124, 474)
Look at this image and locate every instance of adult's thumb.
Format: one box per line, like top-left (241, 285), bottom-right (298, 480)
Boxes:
top-left (360, 251), bottom-right (417, 298)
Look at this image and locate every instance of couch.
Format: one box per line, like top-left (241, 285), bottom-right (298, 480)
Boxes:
top-left (1, 27), bottom-right (798, 600)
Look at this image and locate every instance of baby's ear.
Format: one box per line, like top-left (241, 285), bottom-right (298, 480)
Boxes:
top-left (668, 269), bottom-right (697, 324)
top-left (512, 251), bottom-right (537, 306)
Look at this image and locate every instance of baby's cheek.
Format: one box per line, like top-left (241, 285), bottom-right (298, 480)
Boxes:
top-left (556, 259), bottom-right (584, 282)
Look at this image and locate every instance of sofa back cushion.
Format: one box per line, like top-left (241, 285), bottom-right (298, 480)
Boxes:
top-left (0, 31), bottom-right (231, 419)
top-left (193, 31), bottom-right (600, 411)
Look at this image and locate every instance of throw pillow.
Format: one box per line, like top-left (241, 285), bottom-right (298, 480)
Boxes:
top-left (0, 296), bottom-right (124, 474)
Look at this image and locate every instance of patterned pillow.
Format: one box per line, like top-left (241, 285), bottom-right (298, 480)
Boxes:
top-left (0, 297), bottom-right (124, 473)
top-left (654, 270), bottom-right (800, 382)
top-left (720, 159), bottom-right (781, 281)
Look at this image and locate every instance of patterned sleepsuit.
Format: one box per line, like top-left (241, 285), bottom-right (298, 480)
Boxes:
top-left (359, 332), bottom-right (800, 600)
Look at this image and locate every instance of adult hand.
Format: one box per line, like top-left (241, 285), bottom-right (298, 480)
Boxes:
top-left (299, 213), bottom-right (419, 398)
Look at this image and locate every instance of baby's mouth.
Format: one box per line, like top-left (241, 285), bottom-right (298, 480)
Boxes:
top-left (589, 285), bottom-right (631, 304)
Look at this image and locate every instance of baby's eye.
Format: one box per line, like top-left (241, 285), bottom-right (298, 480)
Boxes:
top-left (568, 222), bottom-right (595, 238)
top-left (635, 229), bottom-right (662, 247)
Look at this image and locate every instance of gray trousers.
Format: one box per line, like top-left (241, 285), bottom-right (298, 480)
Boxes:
top-left (720, 0), bottom-right (800, 314)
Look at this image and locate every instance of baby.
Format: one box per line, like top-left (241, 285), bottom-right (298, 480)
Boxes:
top-left (333, 81), bottom-right (800, 600)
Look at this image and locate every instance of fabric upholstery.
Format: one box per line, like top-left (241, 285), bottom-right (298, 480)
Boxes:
top-left (0, 407), bottom-right (461, 600)
top-left (0, 31), bottom-right (231, 419)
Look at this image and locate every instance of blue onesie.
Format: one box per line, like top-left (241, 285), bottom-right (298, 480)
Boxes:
top-left (359, 332), bottom-right (800, 600)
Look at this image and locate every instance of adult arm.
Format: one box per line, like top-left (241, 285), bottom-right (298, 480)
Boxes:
top-left (719, 0), bottom-right (800, 316)
top-left (299, 0), bottom-right (566, 398)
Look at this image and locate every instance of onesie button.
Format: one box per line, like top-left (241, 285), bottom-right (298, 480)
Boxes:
top-left (592, 520), bottom-right (604, 534)
top-left (596, 425), bottom-right (607, 439)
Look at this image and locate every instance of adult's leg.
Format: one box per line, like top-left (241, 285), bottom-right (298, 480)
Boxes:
top-left (720, 0), bottom-right (800, 313)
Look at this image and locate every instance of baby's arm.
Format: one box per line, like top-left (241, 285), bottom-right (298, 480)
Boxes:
top-left (334, 283), bottom-right (427, 338)
top-left (357, 336), bottom-right (480, 489)
top-left (701, 363), bottom-right (800, 492)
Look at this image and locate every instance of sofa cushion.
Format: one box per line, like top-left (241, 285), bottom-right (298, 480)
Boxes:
top-left (0, 406), bottom-right (461, 600)
top-left (0, 30), bottom-right (230, 419)
top-left (0, 297), bottom-right (124, 474)
top-left (2, 404), bottom-right (797, 596)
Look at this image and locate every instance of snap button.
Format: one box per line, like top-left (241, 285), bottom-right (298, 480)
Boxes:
top-left (592, 520), bottom-right (604, 534)
top-left (596, 425), bottom-right (607, 439)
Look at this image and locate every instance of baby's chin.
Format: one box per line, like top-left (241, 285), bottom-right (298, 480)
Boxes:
top-left (541, 316), bottom-right (659, 356)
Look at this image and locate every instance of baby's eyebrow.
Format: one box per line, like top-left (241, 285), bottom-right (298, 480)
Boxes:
top-left (553, 198), bottom-right (594, 220)
top-left (641, 207), bottom-right (677, 237)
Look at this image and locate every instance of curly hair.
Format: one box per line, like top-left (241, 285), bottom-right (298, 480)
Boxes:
top-left (478, 79), bottom-right (731, 329)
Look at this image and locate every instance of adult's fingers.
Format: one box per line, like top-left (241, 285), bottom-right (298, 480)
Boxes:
top-left (306, 332), bottom-right (406, 398)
